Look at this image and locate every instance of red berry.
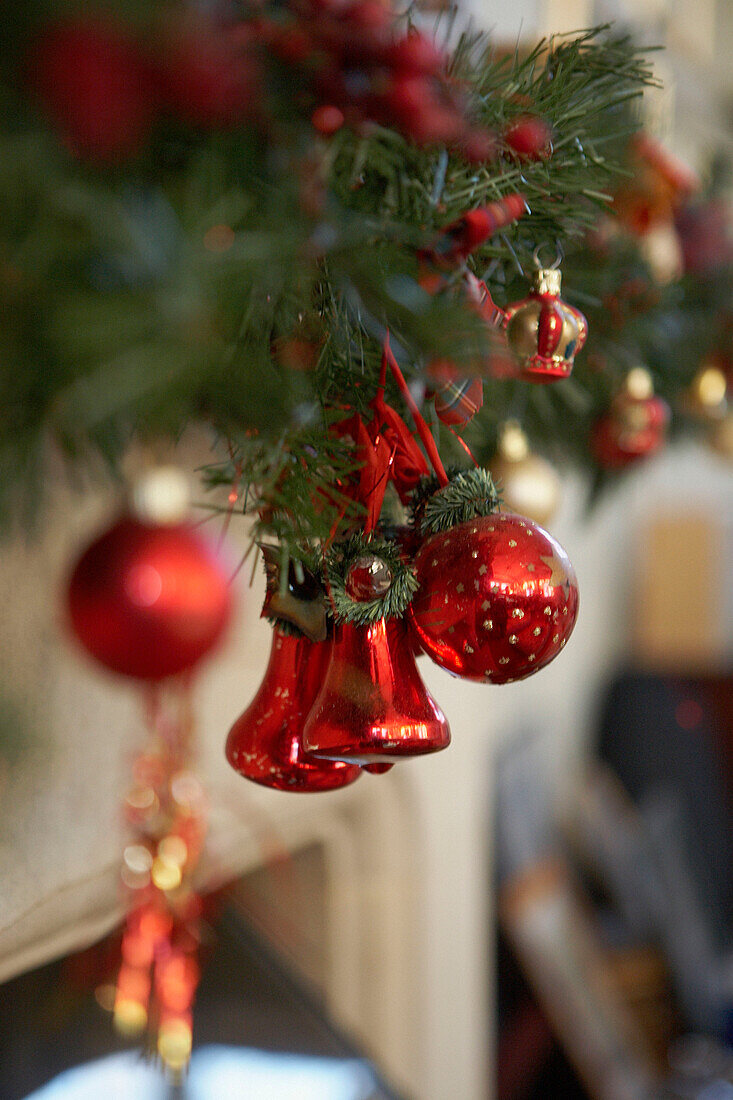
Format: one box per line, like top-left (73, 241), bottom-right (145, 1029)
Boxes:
top-left (384, 76), bottom-right (463, 144)
top-left (504, 115), bottom-right (553, 160)
top-left (344, 0), bottom-right (392, 31)
top-left (312, 104), bottom-right (345, 135)
top-left (388, 32), bottom-right (445, 75)
top-left (28, 19), bottom-right (155, 161)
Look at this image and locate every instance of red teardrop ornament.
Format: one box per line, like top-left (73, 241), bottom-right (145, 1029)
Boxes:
top-left (226, 627), bottom-right (362, 792)
top-left (409, 513), bottom-right (578, 684)
top-left (303, 618), bottom-right (450, 764)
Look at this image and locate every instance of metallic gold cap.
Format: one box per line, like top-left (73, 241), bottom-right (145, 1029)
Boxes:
top-left (533, 268), bottom-right (562, 295)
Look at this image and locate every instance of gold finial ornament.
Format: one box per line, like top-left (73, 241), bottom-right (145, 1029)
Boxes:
top-left (491, 422), bottom-right (561, 526)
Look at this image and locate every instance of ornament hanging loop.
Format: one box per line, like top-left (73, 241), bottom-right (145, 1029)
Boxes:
top-left (532, 243), bottom-right (563, 271)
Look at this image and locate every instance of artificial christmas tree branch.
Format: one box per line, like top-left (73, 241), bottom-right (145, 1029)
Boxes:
top-left (1, 3), bottom-right (730, 546)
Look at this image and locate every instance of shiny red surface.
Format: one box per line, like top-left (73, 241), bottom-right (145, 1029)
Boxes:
top-left (68, 517), bottom-right (232, 681)
top-left (303, 618), bottom-right (450, 764)
top-left (409, 513), bottom-right (579, 684)
top-left (226, 627), bottom-right (362, 792)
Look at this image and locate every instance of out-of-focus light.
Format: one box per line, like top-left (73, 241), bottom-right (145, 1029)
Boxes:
top-left (158, 836), bottom-right (188, 867)
top-left (171, 771), bottom-right (205, 810)
top-left (158, 1018), bottom-right (193, 1071)
top-left (626, 367), bottom-right (653, 400)
top-left (152, 857), bottom-right (182, 891)
top-left (113, 998), bottom-right (148, 1036)
top-left (133, 465), bottom-right (190, 524)
top-left (694, 366), bottom-right (727, 409)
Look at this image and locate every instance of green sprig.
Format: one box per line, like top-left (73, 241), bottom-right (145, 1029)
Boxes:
top-left (419, 469), bottom-right (502, 535)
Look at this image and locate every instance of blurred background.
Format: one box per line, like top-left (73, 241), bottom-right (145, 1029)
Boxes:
top-left (0, 1), bottom-right (731, 1099)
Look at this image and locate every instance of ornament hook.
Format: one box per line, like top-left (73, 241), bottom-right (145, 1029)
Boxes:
top-left (532, 244), bottom-right (563, 271)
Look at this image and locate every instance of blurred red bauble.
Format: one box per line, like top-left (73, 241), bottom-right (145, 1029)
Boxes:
top-left (503, 115), bottom-right (553, 160)
top-left (29, 19), bottom-right (155, 161)
top-left (409, 512), bottom-right (578, 683)
top-left (590, 368), bottom-right (670, 468)
top-left (156, 18), bottom-right (256, 127)
top-left (675, 200), bottom-right (733, 276)
top-left (68, 517), bottom-right (232, 680)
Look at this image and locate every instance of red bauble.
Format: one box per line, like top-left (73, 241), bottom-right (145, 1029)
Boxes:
top-left (68, 517), bottom-right (232, 680)
top-left (29, 20), bottom-right (155, 161)
top-left (503, 115), bottom-right (553, 160)
top-left (226, 627), bottom-right (362, 792)
top-left (409, 513), bottom-right (578, 683)
top-left (303, 618), bottom-right (450, 763)
top-left (590, 386), bottom-right (670, 469)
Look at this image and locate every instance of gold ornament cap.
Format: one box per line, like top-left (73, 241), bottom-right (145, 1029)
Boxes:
top-left (625, 367), bottom-right (654, 401)
top-left (132, 466), bottom-right (191, 524)
top-left (498, 420), bottom-right (530, 462)
top-left (533, 268), bottom-right (562, 296)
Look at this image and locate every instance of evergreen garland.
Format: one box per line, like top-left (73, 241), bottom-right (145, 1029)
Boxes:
top-left (0, 2), bottom-right (729, 554)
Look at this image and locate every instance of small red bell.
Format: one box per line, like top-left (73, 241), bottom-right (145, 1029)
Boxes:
top-left (226, 627), bottom-right (362, 792)
top-left (303, 617), bottom-right (450, 764)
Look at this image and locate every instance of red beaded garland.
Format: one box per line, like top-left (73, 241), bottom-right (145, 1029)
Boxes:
top-left (409, 513), bottom-right (578, 683)
top-left (68, 517), bottom-right (232, 680)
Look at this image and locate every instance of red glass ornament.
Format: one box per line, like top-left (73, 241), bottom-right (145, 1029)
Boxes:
top-left (303, 618), bottom-right (450, 764)
top-left (409, 513), bottom-right (578, 684)
top-left (344, 554), bottom-right (393, 600)
top-left (68, 517), bottom-right (232, 680)
top-left (226, 627), bottom-right (362, 792)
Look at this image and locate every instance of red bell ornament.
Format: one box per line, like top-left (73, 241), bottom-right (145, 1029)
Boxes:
top-left (68, 517), bottom-right (232, 681)
top-left (303, 617), bottom-right (450, 764)
top-left (409, 512), bottom-right (578, 684)
top-left (226, 627), bottom-right (362, 792)
top-left (504, 267), bottom-right (587, 382)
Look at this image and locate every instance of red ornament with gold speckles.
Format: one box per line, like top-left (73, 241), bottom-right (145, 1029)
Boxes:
top-left (408, 513), bottom-right (578, 683)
